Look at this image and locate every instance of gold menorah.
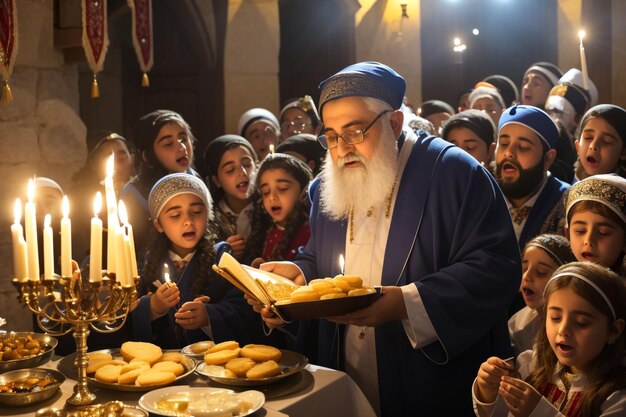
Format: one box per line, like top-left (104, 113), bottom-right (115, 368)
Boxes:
top-left (12, 272), bottom-right (138, 406)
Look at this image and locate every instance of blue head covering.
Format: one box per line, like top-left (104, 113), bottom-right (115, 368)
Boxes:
top-left (318, 62), bottom-right (406, 118)
top-left (498, 104), bottom-right (559, 150)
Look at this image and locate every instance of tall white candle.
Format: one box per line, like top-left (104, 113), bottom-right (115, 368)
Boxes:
top-left (579, 30), bottom-right (590, 90)
top-left (90, 192), bottom-right (103, 282)
top-left (11, 199), bottom-right (29, 280)
top-left (118, 201), bottom-right (138, 278)
top-left (25, 179), bottom-right (40, 281)
top-left (339, 254), bottom-right (345, 275)
top-left (105, 153), bottom-right (118, 273)
top-left (43, 214), bottom-right (54, 280)
top-left (115, 226), bottom-right (129, 286)
top-left (61, 195), bottom-right (72, 277)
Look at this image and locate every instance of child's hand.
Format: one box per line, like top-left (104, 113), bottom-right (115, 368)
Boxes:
top-left (475, 357), bottom-right (514, 404)
top-left (499, 376), bottom-right (541, 417)
top-left (174, 296), bottom-right (210, 329)
top-left (227, 234), bottom-right (246, 260)
top-left (150, 283), bottom-right (180, 316)
top-left (244, 294), bottom-right (286, 328)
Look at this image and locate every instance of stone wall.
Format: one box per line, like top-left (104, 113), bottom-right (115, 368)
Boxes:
top-left (0, 0), bottom-right (86, 331)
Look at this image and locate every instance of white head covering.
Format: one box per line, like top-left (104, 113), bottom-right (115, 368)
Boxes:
top-left (237, 108), bottom-right (280, 137)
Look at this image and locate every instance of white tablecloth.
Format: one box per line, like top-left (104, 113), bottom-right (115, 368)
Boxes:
top-left (0, 359), bottom-right (376, 417)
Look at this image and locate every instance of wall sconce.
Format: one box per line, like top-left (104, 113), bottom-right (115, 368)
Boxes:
top-left (401, 4), bottom-right (409, 18)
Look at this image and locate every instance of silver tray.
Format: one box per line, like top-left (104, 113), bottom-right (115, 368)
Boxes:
top-left (196, 349), bottom-right (308, 386)
top-left (0, 331), bottom-right (57, 372)
top-left (0, 367), bottom-right (65, 406)
top-left (57, 348), bottom-right (197, 392)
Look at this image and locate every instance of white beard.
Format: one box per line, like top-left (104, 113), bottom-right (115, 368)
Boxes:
top-left (319, 137), bottom-right (399, 220)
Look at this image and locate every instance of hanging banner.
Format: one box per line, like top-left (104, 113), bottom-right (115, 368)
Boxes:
top-left (0, 0), bottom-right (18, 102)
top-left (82, 0), bottom-right (109, 97)
top-left (128, 0), bottom-right (153, 87)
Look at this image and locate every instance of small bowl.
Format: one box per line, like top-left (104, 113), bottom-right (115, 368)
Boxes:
top-left (0, 368), bottom-right (65, 406)
top-left (0, 331), bottom-right (58, 372)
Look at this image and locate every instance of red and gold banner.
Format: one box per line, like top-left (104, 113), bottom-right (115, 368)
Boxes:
top-left (82, 0), bottom-right (109, 97)
top-left (0, 0), bottom-right (18, 102)
top-left (128, 0), bottom-right (153, 87)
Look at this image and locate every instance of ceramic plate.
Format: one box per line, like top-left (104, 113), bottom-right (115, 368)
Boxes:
top-left (138, 386), bottom-right (264, 417)
top-left (57, 349), bottom-right (196, 392)
top-left (195, 349), bottom-right (308, 386)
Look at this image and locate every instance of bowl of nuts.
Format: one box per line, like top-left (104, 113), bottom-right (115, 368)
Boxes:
top-left (0, 368), bottom-right (65, 406)
top-left (0, 331), bottom-right (58, 372)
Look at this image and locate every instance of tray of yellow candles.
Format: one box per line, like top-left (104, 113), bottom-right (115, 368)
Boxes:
top-left (57, 342), bottom-right (196, 392)
top-left (0, 331), bottom-right (58, 372)
top-left (195, 341), bottom-right (308, 387)
top-left (212, 253), bottom-right (381, 322)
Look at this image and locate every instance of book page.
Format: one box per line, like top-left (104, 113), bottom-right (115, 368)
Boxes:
top-left (216, 253), bottom-right (271, 304)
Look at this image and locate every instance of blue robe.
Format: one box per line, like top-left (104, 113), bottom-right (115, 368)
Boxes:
top-left (294, 132), bottom-right (521, 417)
top-left (133, 253), bottom-right (265, 348)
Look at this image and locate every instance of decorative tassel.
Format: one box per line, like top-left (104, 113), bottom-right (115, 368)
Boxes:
top-left (91, 75), bottom-right (100, 98)
top-left (141, 72), bottom-right (150, 87)
top-left (2, 80), bottom-right (13, 102)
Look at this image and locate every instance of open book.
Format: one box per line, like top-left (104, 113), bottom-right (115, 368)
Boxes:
top-left (212, 253), bottom-right (299, 306)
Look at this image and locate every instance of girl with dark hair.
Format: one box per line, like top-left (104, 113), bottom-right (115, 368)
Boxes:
top-left (247, 153), bottom-right (313, 262)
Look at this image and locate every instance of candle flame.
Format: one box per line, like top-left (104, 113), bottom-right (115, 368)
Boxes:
top-left (93, 192), bottom-right (102, 217)
top-left (163, 263), bottom-right (171, 283)
top-left (118, 200), bottom-right (129, 225)
top-left (106, 153), bottom-right (115, 178)
top-left (269, 144), bottom-right (275, 154)
top-left (13, 199), bottom-right (21, 225)
top-left (339, 254), bottom-right (345, 275)
top-left (27, 179), bottom-right (35, 203)
top-left (44, 214), bottom-right (51, 228)
top-left (578, 30), bottom-right (585, 41)
top-left (62, 195), bottom-right (70, 218)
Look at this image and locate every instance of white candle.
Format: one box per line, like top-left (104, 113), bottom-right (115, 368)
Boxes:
top-left (163, 263), bottom-right (171, 285)
top-left (61, 195), bottom-right (72, 277)
top-left (118, 201), bottom-right (138, 278)
top-left (339, 254), bottom-right (345, 275)
top-left (25, 179), bottom-right (40, 281)
top-left (115, 226), bottom-right (129, 286)
top-left (579, 30), bottom-right (590, 90)
top-left (43, 214), bottom-right (54, 280)
top-left (11, 199), bottom-right (29, 280)
top-left (89, 192), bottom-right (103, 282)
top-left (123, 233), bottom-right (133, 287)
top-left (269, 144), bottom-right (275, 154)
top-left (105, 153), bottom-right (118, 273)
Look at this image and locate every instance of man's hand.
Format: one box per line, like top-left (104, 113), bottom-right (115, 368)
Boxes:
top-left (327, 286), bottom-right (406, 326)
top-left (259, 261), bottom-right (306, 286)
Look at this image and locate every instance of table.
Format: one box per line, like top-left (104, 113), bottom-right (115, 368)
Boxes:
top-left (1, 358), bottom-right (376, 417)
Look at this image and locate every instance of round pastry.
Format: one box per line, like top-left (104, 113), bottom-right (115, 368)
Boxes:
top-left (152, 360), bottom-right (185, 376)
top-left (320, 292), bottom-right (348, 300)
top-left (348, 287), bottom-right (375, 296)
top-left (117, 368), bottom-right (144, 385)
top-left (120, 361), bottom-right (150, 375)
top-left (335, 275), bottom-right (363, 289)
top-left (240, 344), bottom-right (282, 362)
top-left (206, 340), bottom-right (240, 354)
top-left (290, 287), bottom-right (320, 303)
top-left (87, 359), bottom-right (127, 374)
top-left (225, 357), bottom-right (257, 378)
top-left (331, 277), bottom-right (352, 292)
top-left (308, 279), bottom-right (335, 292)
top-left (120, 341), bottom-right (163, 364)
top-left (246, 360), bottom-right (281, 380)
top-left (204, 348), bottom-right (242, 365)
top-left (316, 287), bottom-right (343, 296)
top-left (135, 370), bottom-right (177, 387)
top-left (88, 352), bottom-right (113, 363)
top-left (159, 352), bottom-right (186, 364)
top-left (189, 341), bottom-right (215, 354)
top-left (94, 364), bottom-right (123, 383)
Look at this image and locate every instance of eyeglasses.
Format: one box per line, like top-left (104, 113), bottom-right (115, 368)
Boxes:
top-left (317, 110), bottom-right (391, 150)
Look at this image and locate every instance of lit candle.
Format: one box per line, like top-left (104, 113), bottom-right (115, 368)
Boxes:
top-left (11, 199), bottom-right (29, 280)
top-left (61, 195), bottom-right (72, 277)
top-left (89, 192), bottom-right (103, 282)
top-left (43, 214), bottom-right (54, 280)
top-left (163, 263), bottom-right (171, 287)
top-left (339, 254), bottom-right (345, 275)
top-left (269, 144), bottom-right (275, 154)
top-left (118, 200), bottom-right (138, 278)
top-left (578, 30), bottom-right (590, 90)
top-left (25, 179), bottom-right (40, 281)
top-left (105, 153), bottom-right (118, 273)
top-left (115, 226), bottom-right (128, 285)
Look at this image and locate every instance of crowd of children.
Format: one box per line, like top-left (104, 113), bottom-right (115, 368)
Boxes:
top-left (25, 59), bottom-right (626, 417)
